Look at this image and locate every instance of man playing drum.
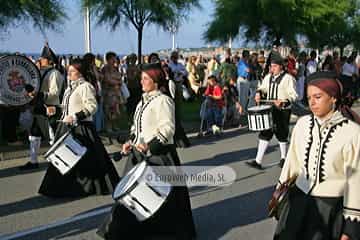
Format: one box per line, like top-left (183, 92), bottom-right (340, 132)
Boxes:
top-left (19, 43), bottom-right (64, 170)
top-left (246, 52), bottom-right (297, 170)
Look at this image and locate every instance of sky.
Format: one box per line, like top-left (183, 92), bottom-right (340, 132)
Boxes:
top-left (0, 0), bottom-right (234, 55)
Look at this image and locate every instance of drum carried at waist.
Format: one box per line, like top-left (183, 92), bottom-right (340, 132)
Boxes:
top-left (0, 55), bottom-right (40, 106)
top-left (44, 130), bottom-right (87, 175)
top-left (247, 105), bottom-right (273, 131)
top-left (113, 160), bottom-right (172, 221)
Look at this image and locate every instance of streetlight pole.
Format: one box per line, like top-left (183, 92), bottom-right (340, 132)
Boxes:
top-left (172, 32), bottom-right (176, 51)
top-left (84, 6), bottom-right (91, 53)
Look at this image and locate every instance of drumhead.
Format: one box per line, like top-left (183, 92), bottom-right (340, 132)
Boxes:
top-left (113, 161), bottom-right (147, 200)
top-left (248, 105), bottom-right (272, 112)
top-left (0, 54), bottom-right (40, 106)
top-left (44, 131), bottom-right (71, 158)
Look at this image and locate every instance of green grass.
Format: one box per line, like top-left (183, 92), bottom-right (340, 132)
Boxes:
top-left (180, 98), bottom-right (201, 122)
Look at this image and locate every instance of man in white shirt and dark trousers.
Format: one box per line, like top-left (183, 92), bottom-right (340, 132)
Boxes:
top-left (19, 44), bottom-right (64, 170)
top-left (246, 52), bottom-right (297, 170)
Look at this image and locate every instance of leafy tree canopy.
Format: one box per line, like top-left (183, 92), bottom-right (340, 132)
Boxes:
top-left (0, 0), bottom-right (66, 32)
top-left (205, 0), bottom-right (359, 50)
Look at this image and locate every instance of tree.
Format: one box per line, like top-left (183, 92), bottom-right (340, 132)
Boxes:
top-left (0, 0), bottom-right (66, 33)
top-left (83, 0), bottom-right (200, 63)
top-left (204, 0), bottom-right (302, 46)
top-left (204, 0), bottom-right (356, 49)
top-left (301, 0), bottom-right (358, 56)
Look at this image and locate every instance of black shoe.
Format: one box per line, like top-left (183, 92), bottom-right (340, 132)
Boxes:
top-left (245, 160), bottom-right (263, 170)
top-left (18, 162), bottom-right (39, 170)
top-left (279, 159), bottom-right (285, 168)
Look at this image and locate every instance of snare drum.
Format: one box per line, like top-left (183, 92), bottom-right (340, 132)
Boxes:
top-left (44, 131), bottom-right (87, 175)
top-left (247, 105), bottom-right (273, 131)
top-left (113, 161), bottom-right (172, 221)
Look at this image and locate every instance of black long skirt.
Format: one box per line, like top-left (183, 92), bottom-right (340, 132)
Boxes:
top-left (274, 186), bottom-right (343, 240)
top-left (97, 145), bottom-right (197, 240)
top-left (174, 120), bottom-right (191, 148)
top-left (38, 121), bottom-right (120, 198)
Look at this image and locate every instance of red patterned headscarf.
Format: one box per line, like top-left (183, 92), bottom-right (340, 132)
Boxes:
top-left (140, 63), bottom-right (166, 87)
top-left (307, 71), bottom-right (360, 124)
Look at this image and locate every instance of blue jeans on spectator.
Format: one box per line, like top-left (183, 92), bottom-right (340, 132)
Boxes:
top-left (206, 106), bottom-right (223, 129)
top-left (94, 100), bottom-right (105, 132)
top-left (237, 77), bottom-right (250, 112)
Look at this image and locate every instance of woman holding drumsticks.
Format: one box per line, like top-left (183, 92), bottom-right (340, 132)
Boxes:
top-left (38, 58), bottom-right (120, 198)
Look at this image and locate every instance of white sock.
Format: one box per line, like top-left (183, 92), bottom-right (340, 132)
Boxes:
top-left (279, 142), bottom-right (287, 159)
top-left (255, 139), bottom-right (269, 165)
top-left (29, 136), bottom-right (41, 164)
top-left (48, 126), bottom-right (55, 145)
top-left (29, 136), bottom-right (37, 164)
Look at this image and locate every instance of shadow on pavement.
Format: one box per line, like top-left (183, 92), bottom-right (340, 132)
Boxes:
top-left (0, 195), bottom-right (80, 218)
top-left (0, 162), bottom-right (48, 179)
top-left (185, 145), bottom-right (277, 166)
top-left (189, 172), bottom-right (265, 198)
top-left (5, 186), bottom-right (275, 240)
top-left (187, 127), bottom-right (252, 147)
top-left (192, 185), bottom-right (275, 240)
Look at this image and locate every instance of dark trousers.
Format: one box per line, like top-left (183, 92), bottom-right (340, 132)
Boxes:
top-left (1, 107), bottom-right (20, 142)
top-left (259, 108), bottom-right (291, 142)
top-left (126, 87), bottom-right (142, 118)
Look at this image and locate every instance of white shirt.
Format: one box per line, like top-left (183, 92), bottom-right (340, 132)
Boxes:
top-left (342, 62), bottom-right (357, 77)
top-left (306, 60), bottom-right (317, 76)
top-left (131, 90), bottom-right (175, 146)
top-left (168, 60), bottom-right (188, 82)
top-left (279, 112), bottom-right (360, 222)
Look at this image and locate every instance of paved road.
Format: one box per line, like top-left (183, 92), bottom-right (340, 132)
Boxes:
top-left (1, 107), bottom-right (358, 240)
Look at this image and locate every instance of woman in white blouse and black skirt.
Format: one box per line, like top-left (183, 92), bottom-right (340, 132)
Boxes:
top-left (97, 63), bottom-right (196, 240)
top-left (38, 59), bottom-right (120, 197)
top-left (273, 71), bottom-right (360, 240)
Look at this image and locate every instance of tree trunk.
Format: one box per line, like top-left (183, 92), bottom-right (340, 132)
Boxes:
top-left (137, 25), bottom-right (143, 64)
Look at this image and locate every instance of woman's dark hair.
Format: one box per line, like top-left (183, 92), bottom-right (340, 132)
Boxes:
top-left (347, 55), bottom-right (355, 64)
top-left (105, 51), bottom-right (117, 61)
top-left (208, 75), bottom-right (218, 82)
top-left (149, 52), bottom-right (160, 63)
top-left (69, 58), bottom-right (84, 76)
top-left (162, 63), bottom-right (174, 80)
top-left (322, 55), bottom-right (335, 71)
top-left (82, 53), bottom-right (99, 94)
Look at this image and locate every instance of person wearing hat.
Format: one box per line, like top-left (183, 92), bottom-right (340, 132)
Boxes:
top-left (97, 62), bottom-right (196, 240)
top-left (273, 71), bottom-right (360, 240)
top-left (262, 39), bottom-right (282, 78)
top-left (246, 52), bottom-right (297, 170)
top-left (19, 43), bottom-right (64, 170)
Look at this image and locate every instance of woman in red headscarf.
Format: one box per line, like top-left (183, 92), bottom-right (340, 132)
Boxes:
top-left (97, 63), bottom-right (196, 240)
top-left (272, 71), bottom-right (360, 240)
top-left (38, 58), bottom-right (120, 197)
